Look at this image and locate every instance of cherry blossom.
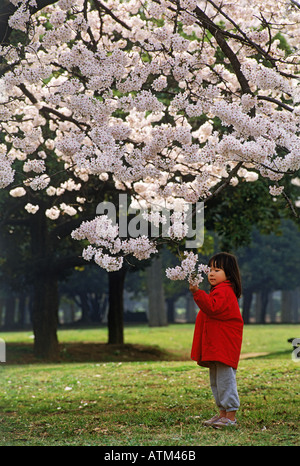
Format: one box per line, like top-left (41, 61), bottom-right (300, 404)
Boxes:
top-left (25, 203), bottom-right (40, 214)
top-left (9, 187), bottom-right (26, 197)
top-left (166, 251), bottom-right (210, 285)
top-left (0, 0), bottom-right (299, 281)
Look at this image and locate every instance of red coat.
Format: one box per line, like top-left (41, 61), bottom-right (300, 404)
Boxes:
top-left (191, 281), bottom-right (243, 369)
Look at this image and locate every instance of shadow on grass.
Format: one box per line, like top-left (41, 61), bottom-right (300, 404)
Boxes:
top-left (4, 342), bottom-right (185, 364)
top-left (4, 342), bottom-right (295, 364)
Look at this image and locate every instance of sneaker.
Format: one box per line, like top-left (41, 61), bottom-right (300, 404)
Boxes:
top-left (212, 417), bottom-right (237, 429)
top-left (203, 414), bottom-right (221, 426)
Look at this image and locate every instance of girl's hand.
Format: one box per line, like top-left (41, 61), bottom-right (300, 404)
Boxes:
top-left (189, 283), bottom-right (198, 293)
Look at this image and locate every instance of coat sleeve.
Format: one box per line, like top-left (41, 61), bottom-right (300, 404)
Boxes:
top-left (192, 288), bottom-right (229, 319)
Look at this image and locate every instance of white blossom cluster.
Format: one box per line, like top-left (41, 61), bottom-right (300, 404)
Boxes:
top-left (71, 215), bottom-right (158, 271)
top-left (0, 0), bottom-right (299, 277)
top-left (166, 251), bottom-right (210, 285)
top-left (23, 159), bottom-right (46, 173)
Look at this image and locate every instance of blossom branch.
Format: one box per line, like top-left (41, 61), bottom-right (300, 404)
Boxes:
top-left (257, 95), bottom-right (294, 112)
top-left (18, 83), bottom-right (89, 130)
top-left (194, 6), bottom-right (252, 94)
top-left (93, 0), bottom-right (131, 31)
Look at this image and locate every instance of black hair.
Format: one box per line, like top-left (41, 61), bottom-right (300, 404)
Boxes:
top-left (208, 252), bottom-right (242, 299)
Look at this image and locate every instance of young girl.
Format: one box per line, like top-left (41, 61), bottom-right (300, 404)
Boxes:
top-left (189, 252), bottom-right (243, 429)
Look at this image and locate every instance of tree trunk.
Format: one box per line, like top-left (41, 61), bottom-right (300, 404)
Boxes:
top-left (30, 209), bottom-right (59, 359)
top-left (260, 289), bottom-right (269, 324)
top-left (295, 288), bottom-right (300, 323)
top-left (166, 297), bottom-right (175, 323)
top-left (108, 268), bottom-right (126, 344)
top-left (0, 297), bottom-right (4, 328)
top-left (281, 289), bottom-right (298, 323)
top-left (242, 289), bottom-right (253, 324)
top-left (186, 293), bottom-right (196, 323)
top-left (16, 293), bottom-right (27, 328)
top-left (32, 273), bottom-right (59, 359)
top-left (78, 291), bottom-right (91, 323)
top-left (4, 294), bottom-right (15, 329)
top-left (268, 292), bottom-right (276, 323)
top-left (146, 256), bottom-right (167, 327)
top-left (4, 291), bottom-right (16, 330)
top-left (254, 290), bottom-right (269, 323)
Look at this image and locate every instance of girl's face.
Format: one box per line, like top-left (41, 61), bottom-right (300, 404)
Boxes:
top-left (208, 265), bottom-right (227, 286)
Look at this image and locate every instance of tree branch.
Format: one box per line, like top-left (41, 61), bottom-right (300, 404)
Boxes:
top-left (93, 0), bottom-right (131, 31)
top-left (194, 6), bottom-right (252, 95)
top-left (257, 95), bottom-right (294, 112)
top-left (18, 83), bottom-right (89, 130)
top-left (0, 0), bottom-right (58, 45)
top-left (204, 161), bottom-right (244, 204)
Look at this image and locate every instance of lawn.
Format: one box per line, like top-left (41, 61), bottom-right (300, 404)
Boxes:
top-left (0, 324), bottom-right (299, 447)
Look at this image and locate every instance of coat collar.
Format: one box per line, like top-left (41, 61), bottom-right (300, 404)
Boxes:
top-left (210, 280), bottom-right (232, 291)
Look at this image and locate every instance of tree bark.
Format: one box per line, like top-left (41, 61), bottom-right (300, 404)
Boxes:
top-left (186, 293), bottom-right (196, 323)
top-left (32, 273), bottom-right (59, 359)
top-left (30, 209), bottom-right (60, 359)
top-left (108, 268), bottom-right (126, 344)
top-left (254, 290), bottom-right (269, 323)
top-left (166, 297), bottom-right (175, 323)
top-left (78, 291), bottom-right (91, 323)
top-left (4, 294), bottom-right (15, 329)
top-left (281, 289), bottom-right (298, 323)
top-left (242, 289), bottom-right (253, 324)
top-left (260, 289), bottom-right (269, 324)
top-left (146, 256), bottom-right (167, 327)
top-left (17, 293), bottom-right (27, 328)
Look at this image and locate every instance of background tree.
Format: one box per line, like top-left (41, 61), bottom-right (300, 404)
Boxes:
top-left (237, 219), bottom-right (300, 323)
top-left (0, 0), bottom-right (299, 357)
top-left (59, 264), bottom-right (108, 323)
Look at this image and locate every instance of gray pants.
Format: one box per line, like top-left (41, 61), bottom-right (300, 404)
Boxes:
top-left (209, 362), bottom-right (240, 412)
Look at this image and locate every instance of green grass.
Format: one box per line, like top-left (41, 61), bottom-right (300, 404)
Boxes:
top-left (0, 324), bottom-right (299, 446)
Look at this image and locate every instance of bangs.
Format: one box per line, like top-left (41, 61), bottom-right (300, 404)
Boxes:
top-left (208, 255), bottom-right (225, 270)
